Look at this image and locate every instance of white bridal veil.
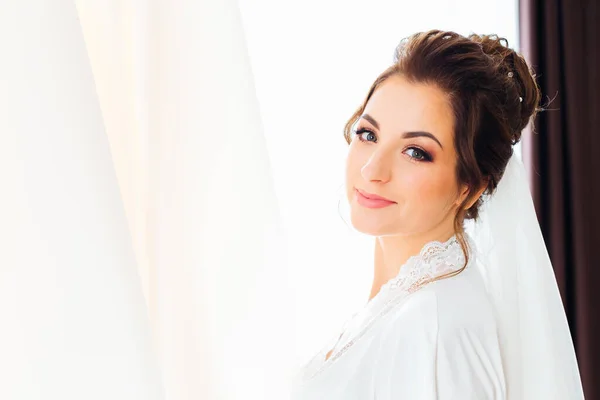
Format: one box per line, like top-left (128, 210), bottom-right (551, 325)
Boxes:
top-left (465, 153), bottom-right (585, 399)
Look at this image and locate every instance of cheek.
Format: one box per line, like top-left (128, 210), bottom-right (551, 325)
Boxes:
top-left (396, 165), bottom-right (458, 213)
top-left (345, 144), bottom-right (364, 191)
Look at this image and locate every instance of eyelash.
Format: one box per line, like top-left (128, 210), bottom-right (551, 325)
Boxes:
top-left (353, 127), bottom-right (433, 162)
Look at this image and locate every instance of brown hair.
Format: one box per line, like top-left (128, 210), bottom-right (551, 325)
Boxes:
top-left (344, 30), bottom-right (542, 280)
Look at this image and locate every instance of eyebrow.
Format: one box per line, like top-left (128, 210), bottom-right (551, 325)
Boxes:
top-left (360, 113), bottom-right (444, 150)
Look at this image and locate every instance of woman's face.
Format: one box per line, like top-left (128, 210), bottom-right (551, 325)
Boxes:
top-left (345, 74), bottom-right (467, 237)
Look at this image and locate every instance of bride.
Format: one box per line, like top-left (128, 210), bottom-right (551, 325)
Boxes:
top-left (291, 30), bottom-right (584, 399)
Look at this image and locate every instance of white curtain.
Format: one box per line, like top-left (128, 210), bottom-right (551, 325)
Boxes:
top-left (1, 0), bottom-right (295, 399)
top-left (0, 1), bottom-right (164, 399)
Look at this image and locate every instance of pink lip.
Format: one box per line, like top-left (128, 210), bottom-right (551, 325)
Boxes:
top-left (355, 188), bottom-right (396, 209)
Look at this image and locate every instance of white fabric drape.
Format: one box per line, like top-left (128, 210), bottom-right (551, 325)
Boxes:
top-left (2, 0), bottom-right (294, 398)
top-left (0, 1), bottom-right (164, 399)
top-left (74, 0), bottom-right (154, 310)
top-left (144, 1), bottom-right (294, 397)
top-left (76, 0), bottom-right (295, 399)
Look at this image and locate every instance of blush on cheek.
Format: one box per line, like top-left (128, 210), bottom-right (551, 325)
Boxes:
top-left (399, 168), bottom-right (455, 210)
top-left (397, 167), bottom-right (432, 194)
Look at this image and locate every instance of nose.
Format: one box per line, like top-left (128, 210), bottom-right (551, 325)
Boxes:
top-left (360, 149), bottom-right (392, 184)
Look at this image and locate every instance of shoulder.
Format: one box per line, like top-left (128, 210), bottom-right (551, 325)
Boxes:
top-left (375, 263), bottom-right (503, 366)
top-left (384, 263), bottom-right (497, 336)
top-left (374, 267), bottom-right (506, 399)
top-left (427, 267), bottom-right (506, 398)
top-left (427, 263), bottom-right (498, 333)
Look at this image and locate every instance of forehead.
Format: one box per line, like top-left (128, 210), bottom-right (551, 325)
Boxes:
top-left (363, 75), bottom-right (455, 146)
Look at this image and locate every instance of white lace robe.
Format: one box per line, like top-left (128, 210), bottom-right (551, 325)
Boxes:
top-left (291, 235), bottom-right (506, 399)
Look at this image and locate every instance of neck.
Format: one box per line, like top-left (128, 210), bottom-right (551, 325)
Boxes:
top-left (368, 225), bottom-right (456, 301)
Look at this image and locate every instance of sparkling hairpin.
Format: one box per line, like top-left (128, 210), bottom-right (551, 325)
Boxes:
top-left (507, 72), bottom-right (523, 102)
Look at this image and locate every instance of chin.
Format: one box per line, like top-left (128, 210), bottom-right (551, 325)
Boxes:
top-left (349, 211), bottom-right (400, 237)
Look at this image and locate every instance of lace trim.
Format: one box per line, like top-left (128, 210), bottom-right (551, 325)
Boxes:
top-left (298, 234), bottom-right (469, 383)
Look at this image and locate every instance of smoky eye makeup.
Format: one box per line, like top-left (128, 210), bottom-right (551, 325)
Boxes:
top-left (403, 146), bottom-right (433, 162)
top-left (354, 127), bottom-right (434, 162)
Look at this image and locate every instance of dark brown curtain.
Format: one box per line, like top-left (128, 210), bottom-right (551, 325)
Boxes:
top-left (519, 0), bottom-right (600, 398)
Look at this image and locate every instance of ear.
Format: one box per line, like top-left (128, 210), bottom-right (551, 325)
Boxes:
top-left (467, 183), bottom-right (488, 209)
top-left (456, 181), bottom-right (488, 209)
